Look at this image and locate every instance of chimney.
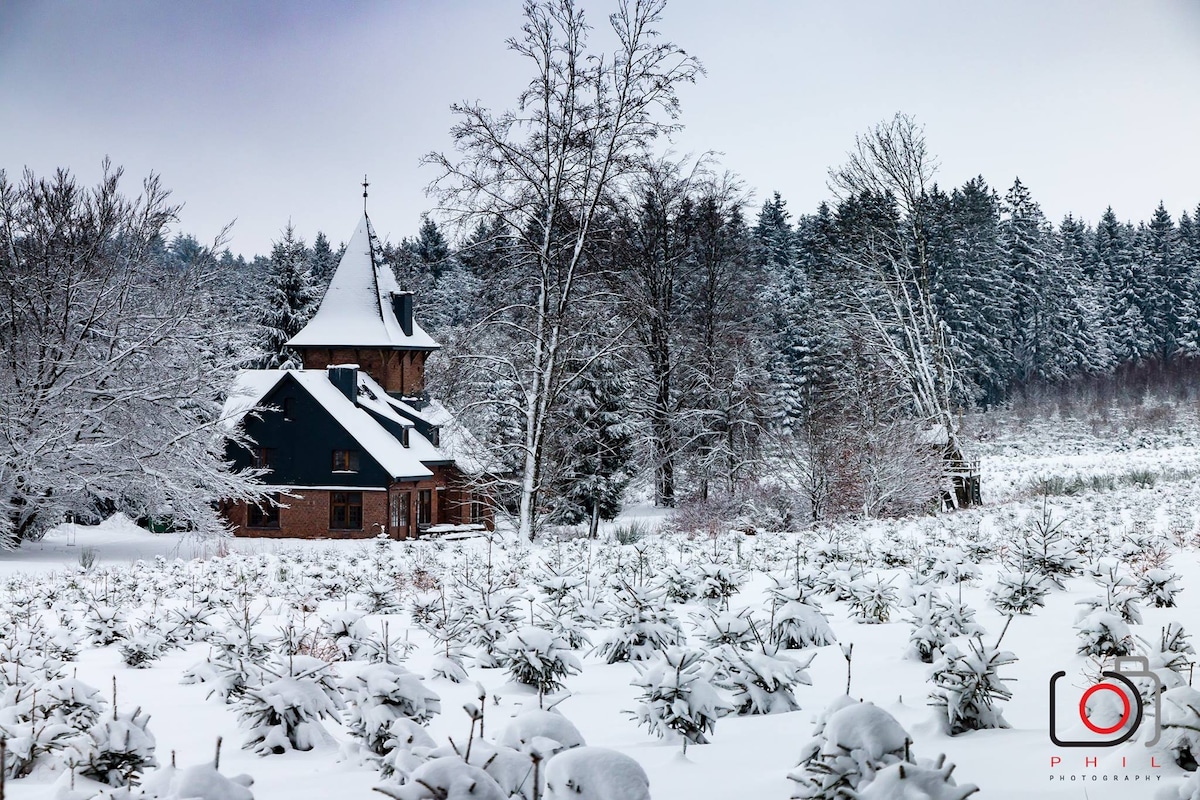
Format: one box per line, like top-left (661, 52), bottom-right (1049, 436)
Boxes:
top-left (327, 364), bottom-right (359, 402)
top-left (391, 291), bottom-right (414, 337)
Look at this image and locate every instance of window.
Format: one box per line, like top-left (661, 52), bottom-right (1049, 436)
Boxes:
top-left (416, 489), bottom-right (432, 528)
top-left (330, 492), bottom-right (363, 530)
top-left (251, 447), bottom-right (275, 469)
top-left (429, 427), bottom-right (441, 447)
top-left (470, 498), bottom-right (485, 525)
top-left (400, 427), bottom-right (410, 448)
top-left (332, 449), bottom-right (360, 472)
top-left (247, 493), bottom-right (280, 528)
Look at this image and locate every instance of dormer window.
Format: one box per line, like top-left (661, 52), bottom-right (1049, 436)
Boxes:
top-left (401, 427), bottom-right (410, 448)
top-left (332, 449), bottom-right (360, 472)
top-left (429, 426), bottom-right (441, 447)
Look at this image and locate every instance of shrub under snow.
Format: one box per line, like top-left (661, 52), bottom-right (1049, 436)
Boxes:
top-left (237, 676), bottom-right (341, 756)
top-left (789, 698), bottom-right (913, 800)
top-left (341, 663), bottom-right (441, 756)
top-left (544, 746), bottom-right (651, 800)
top-left (928, 637), bottom-right (1016, 735)
top-left (499, 626), bottom-right (583, 697)
top-left (630, 646), bottom-right (732, 752)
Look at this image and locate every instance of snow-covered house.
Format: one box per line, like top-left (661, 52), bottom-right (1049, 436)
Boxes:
top-left (220, 213), bottom-right (491, 539)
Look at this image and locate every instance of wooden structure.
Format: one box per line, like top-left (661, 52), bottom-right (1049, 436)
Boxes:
top-left (221, 212), bottom-right (491, 539)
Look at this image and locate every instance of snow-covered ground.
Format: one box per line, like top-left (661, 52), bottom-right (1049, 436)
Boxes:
top-left (3, 411), bottom-right (1200, 800)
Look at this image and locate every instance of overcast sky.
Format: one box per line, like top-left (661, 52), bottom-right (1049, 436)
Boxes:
top-left (2, 0), bottom-right (1198, 257)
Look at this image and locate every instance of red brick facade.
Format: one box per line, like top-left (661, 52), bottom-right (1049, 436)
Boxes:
top-left (228, 465), bottom-right (492, 540)
top-left (296, 347), bottom-right (430, 396)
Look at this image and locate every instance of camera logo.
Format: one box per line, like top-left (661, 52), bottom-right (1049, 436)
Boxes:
top-left (1049, 656), bottom-right (1161, 747)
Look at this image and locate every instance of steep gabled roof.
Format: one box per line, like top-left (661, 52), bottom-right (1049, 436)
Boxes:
top-left (221, 369), bottom-right (433, 481)
top-left (287, 214), bottom-right (439, 350)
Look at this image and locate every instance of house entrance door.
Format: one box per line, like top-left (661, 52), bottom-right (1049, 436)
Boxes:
top-left (390, 491), bottom-right (410, 539)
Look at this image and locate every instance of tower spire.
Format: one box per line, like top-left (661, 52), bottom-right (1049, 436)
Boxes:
top-left (362, 174), bottom-right (369, 214)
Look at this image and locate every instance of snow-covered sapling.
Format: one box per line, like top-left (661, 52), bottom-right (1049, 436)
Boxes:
top-left (1074, 610), bottom-right (1134, 658)
top-left (656, 563), bottom-right (699, 603)
top-left (83, 605), bottom-right (128, 647)
top-left (1159, 687), bottom-right (1200, 770)
top-left (71, 685), bottom-right (158, 787)
top-left (237, 659), bottom-right (343, 756)
top-left (498, 626), bottom-right (582, 702)
top-left (712, 641), bottom-right (814, 715)
top-left (495, 708), bottom-right (586, 754)
top-left (905, 597), bottom-right (949, 663)
top-left (768, 581), bottom-right (837, 649)
top-left (928, 636), bottom-right (1016, 735)
top-left (853, 755), bottom-right (979, 800)
top-left (543, 746), bottom-right (650, 800)
top-left (629, 646), bottom-right (732, 754)
top-left (847, 577), bottom-right (898, 624)
top-left (788, 698), bottom-right (913, 800)
top-left (374, 756), bottom-right (507, 800)
top-left (696, 563), bottom-right (745, 610)
top-left (988, 570), bottom-right (1049, 616)
top-left (594, 583), bottom-right (682, 664)
top-left (1137, 568), bottom-right (1183, 609)
top-left (341, 662), bottom-right (441, 756)
top-left (1014, 501), bottom-right (1082, 588)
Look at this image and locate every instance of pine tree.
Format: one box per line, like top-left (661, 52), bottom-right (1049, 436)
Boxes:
top-left (1058, 214), bottom-right (1113, 374)
top-left (927, 178), bottom-right (1012, 404)
top-left (756, 192), bottom-right (824, 427)
top-left (1096, 207), bottom-right (1152, 363)
top-left (252, 224), bottom-right (317, 370)
top-left (408, 215), bottom-right (452, 280)
top-left (1143, 202), bottom-right (1192, 362)
top-left (557, 353), bottom-right (634, 537)
top-left (309, 231), bottom-right (338, 289)
top-left (1001, 179), bottom-right (1091, 383)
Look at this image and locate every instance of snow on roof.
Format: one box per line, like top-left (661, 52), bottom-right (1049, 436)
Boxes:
top-left (287, 214), bottom-right (439, 350)
top-left (388, 396), bottom-right (497, 476)
top-left (220, 369), bottom-right (432, 481)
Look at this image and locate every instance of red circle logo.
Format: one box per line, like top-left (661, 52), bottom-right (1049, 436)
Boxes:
top-left (1079, 682), bottom-right (1132, 735)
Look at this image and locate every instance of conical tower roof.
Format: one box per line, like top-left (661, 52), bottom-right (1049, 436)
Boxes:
top-left (287, 214), bottom-right (439, 350)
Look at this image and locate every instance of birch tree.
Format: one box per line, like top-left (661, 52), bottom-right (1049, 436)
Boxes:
top-left (827, 114), bottom-right (967, 498)
top-left (425, 0), bottom-right (701, 538)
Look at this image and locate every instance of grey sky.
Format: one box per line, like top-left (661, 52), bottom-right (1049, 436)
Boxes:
top-left (2, 0), bottom-right (1198, 257)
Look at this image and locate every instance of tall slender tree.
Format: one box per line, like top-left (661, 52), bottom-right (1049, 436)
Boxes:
top-left (426, 0), bottom-right (702, 538)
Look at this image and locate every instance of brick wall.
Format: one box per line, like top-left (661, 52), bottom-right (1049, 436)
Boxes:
top-left (296, 347), bottom-right (430, 396)
top-left (228, 489), bottom-right (389, 539)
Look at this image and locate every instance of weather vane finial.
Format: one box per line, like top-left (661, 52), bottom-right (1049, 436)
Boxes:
top-left (362, 174), bottom-right (369, 214)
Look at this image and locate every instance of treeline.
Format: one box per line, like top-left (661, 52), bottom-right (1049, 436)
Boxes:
top-left (321, 170), bottom-right (1199, 527)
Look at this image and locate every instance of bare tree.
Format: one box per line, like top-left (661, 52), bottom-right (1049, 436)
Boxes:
top-left (425, 0), bottom-right (701, 538)
top-left (0, 163), bottom-right (264, 547)
top-left (828, 113), bottom-right (966, 500)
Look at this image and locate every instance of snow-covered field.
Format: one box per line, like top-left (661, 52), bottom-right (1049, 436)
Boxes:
top-left (4, 409), bottom-right (1200, 800)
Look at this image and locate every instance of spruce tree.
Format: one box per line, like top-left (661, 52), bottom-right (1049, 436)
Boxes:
top-left (927, 178), bottom-right (1012, 404)
top-left (1001, 179), bottom-right (1090, 383)
top-left (253, 224), bottom-right (317, 370)
top-left (309, 231), bottom-right (338, 289)
top-left (1143, 203), bottom-right (1191, 362)
top-left (557, 353), bottom-right (634, 537)
top-left (1096, 207), bottom-right (1152, 363)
